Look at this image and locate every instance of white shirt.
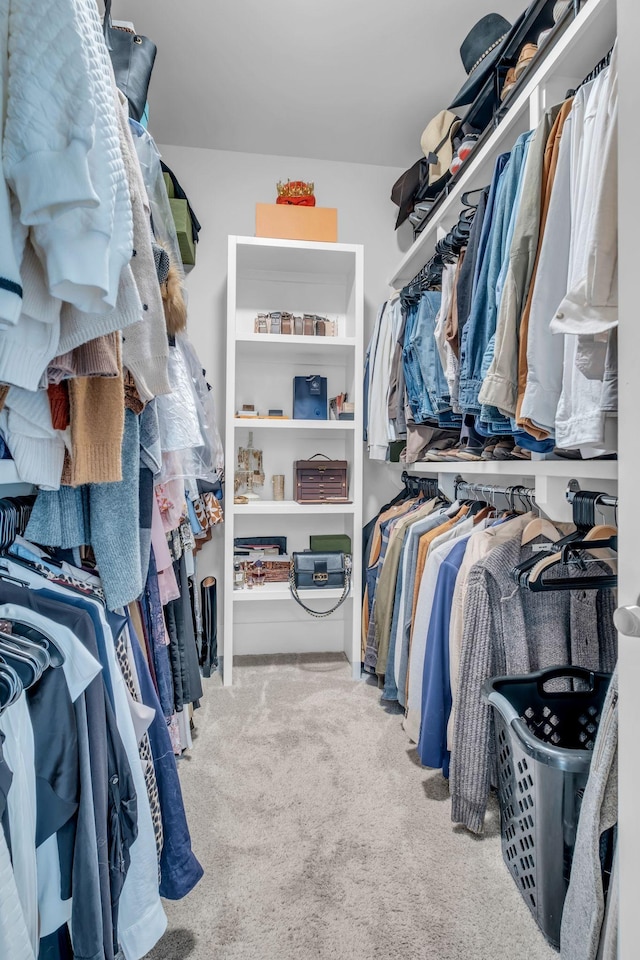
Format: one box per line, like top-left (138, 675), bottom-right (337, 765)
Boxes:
top-left (0, 826), bottom-right (35, 960)
top-left (368, 299), bottom-right (397, 459)
top-left (551, 62), bottom-right (618, 452)
top-left (392, 509), bottom-right (449, 693)
top-left (0, 694), bottom-right (37, 955)
top-left (519, 111), bottom-right (573, 436)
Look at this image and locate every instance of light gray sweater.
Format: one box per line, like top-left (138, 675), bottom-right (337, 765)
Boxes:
top-left (450, 535), bottom-right (617, 835)
top-left (561, 667), bottom-right (618, 960)
top-left (116, 89), bottom-right (171, 402)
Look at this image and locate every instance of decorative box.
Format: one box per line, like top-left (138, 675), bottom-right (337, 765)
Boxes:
top-left (247, 557), bottom-right (291, 583)
top-left (294, 455), bottom-right (349, 503)
top-left (310, 534), bottom-right (352, 554)
top-left (255, 203), bottom-right (338, 242)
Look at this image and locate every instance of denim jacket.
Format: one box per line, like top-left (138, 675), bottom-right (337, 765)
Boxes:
top-left (459, 133), bottom-right (532, 415)
top-left (402, 294), bottom-right (434, 424)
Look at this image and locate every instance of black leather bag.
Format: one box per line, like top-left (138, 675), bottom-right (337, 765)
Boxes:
top-left (234, 536), bottom-right (287, 556)
top-left (289, 552), bottom-right (352, 618)
top-left (103, 0), bottom-right (157, 122)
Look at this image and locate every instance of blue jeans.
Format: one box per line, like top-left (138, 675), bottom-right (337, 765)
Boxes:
top-left (129, 622), bottom-right (204, 900)
top-left (460, 134), bottom-right (531, 415)
top-left (402, 299), bottom-right (435, 423)
top-left (412, 291), bottom-right (450, 417)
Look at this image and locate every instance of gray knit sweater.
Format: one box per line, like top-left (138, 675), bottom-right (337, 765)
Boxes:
top-left (450, 535), bottom-right (617, 834)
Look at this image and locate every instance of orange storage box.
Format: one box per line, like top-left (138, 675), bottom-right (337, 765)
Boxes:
top-left (255, 203), bottom-right (338, 242)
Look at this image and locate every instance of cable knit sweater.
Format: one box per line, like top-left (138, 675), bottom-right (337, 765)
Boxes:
top-left (0, 2), bottom-right (24, 326)
top-left (0, 240), bottom-right (61, 390)
top-left (450, 535), bottom-right (617, 835)
top-left (0, 386), bottom-right (66, 489)
top-left (57, 262), bottom-right (142, 355)
top-left (4, 0), bottom-right (132, 313)
top-left (116, 90), bottom-right (170, 401)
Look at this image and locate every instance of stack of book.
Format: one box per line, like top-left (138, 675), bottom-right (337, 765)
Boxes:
top-left (329, 394), bottom-right (354, 421)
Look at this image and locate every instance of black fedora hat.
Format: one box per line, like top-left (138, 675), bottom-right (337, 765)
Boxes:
top-left (449, 13), bottom-right (512, 109)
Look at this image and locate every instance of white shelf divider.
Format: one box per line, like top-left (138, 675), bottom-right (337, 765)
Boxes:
top-left (234, 418), bottom-right (355, 431)
top-left (389, 459), bottom-right (618, 480)
top-left (236, 334), bottom-right (356, 349)
top-left (0, 461), bottom-right (21, 485)
top-left (232, 499), bottom-right (355, 516)
top-left (233, 582), bottom-right (352, 603)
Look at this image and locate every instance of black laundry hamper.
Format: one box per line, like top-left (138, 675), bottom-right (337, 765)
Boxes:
top-left (482, 666), bottom-right (612, 949)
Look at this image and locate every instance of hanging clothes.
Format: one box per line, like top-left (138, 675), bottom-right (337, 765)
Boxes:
top-left (366, 48), bottom-right (619, 464)
top-left (362, 482), bottom-right (618, 843)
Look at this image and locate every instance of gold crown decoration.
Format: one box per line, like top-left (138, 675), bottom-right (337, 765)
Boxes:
top-left (277, 180), bottom-right (315, 198)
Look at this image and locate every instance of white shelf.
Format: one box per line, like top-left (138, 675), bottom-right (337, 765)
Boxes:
top-left (233, 582), bottom-right (351, 603)
top-left (233, 499), bottom-right (355, 516)
top-left (235, 236), bottom-right (361, 278)
top-left (389, 460), bottom-right (618, 480)
top-left (0, 461), bottom-right (20, 485)
top-left (236, 334), bottom-right (356, 349)
top-left (389, 0), bottom-right (617, 286)
top-left (234, 418), bottom-right (354, 431)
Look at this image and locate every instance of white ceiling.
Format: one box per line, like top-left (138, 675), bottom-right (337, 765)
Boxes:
top-left (118, 0), bottom-right (525, 168)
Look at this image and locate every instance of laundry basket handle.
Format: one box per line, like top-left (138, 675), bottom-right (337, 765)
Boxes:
top-left (535, 666), bottom-right (600, 697)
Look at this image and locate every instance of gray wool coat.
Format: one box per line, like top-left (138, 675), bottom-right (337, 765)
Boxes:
top-left (450, 534), bottom-right (617, 835)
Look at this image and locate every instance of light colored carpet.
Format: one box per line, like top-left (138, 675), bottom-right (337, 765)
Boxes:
top-left (145, 654), bottom-right (557, 960)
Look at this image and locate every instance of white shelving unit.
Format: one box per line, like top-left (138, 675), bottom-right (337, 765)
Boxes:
top-left (224, 237), bottom-right (364, 685)
top-left (380, 0), bottom-right (618, 524)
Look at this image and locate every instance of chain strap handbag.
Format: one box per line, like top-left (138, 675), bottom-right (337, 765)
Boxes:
top-left (289, 552), bottom-right (352, 618)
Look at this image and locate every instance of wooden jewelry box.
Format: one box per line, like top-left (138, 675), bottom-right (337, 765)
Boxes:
top-left (294, 455), bottom-right (349, 503)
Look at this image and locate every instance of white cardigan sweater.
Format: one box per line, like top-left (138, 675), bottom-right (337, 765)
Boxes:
top-left (2, 0), bottom-right (132, 314)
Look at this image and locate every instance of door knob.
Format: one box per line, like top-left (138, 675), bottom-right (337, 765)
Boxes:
top-left (614, 605), bottom-right (640, 637)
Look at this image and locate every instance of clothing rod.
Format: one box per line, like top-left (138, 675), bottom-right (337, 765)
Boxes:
top-left (401, 471), bottom-right (439, 482)
top-left (454, 477), bottom-right (535, 501)
top-left (566, 489), bottom-right (618, 507)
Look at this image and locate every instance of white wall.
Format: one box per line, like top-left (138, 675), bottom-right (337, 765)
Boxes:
top-left (159, 143), bottom-right (406, 584)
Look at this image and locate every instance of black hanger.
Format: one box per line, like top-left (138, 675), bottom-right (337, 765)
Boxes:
top-left (460, 188), bottom-right (486, 208)
top-left (405, 201), bottom-right (478, 294)
top-left (566, 45), bottom-right (614, 98)
top-left (514, 490), bottom-right (617, 591)
top-left (0, 496), bottom-right (36, 553)
top-left (400, 472), bottom-right (442, 501)
top-left (524, 543), bottom-right (617, 592)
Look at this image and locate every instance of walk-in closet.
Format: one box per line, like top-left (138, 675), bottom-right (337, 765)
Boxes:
top-left (0, 0), bottom-right (637, 958)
